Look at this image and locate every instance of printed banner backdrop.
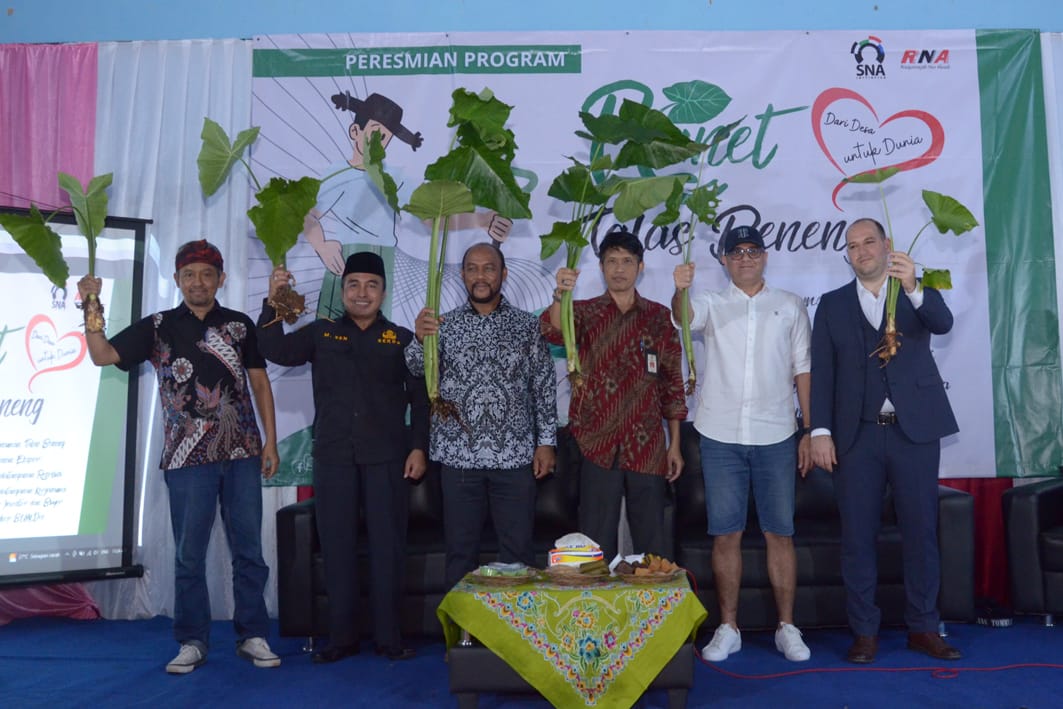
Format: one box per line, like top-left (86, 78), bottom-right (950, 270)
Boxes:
top-left (250, 29), bottom-right (1061, 481)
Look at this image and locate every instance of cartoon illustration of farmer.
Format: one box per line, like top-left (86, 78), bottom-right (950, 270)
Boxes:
top-left (306, 91), bottom-right (422, 319)
top-left (307, 91), bottom-right (511, 320)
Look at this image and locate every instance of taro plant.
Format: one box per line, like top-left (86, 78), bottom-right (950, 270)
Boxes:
top-left (843, 166), bottom-right (979, 363)
top-left (539, 98), bottom-right (737, 388)
top-left (197, 118), bottom-right (320, 325)
top-left (653, 118), bottom-right (741, 394)
top-left (367, 88), bottom-right (531, 417)
top-left (0, 173), bottom-right (113, 331)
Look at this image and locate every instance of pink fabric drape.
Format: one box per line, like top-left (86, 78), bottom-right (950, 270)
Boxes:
top-left (0, 41), bottom-right (100, 623)
top-left (0, 585), bottom-right (100, 626)
top-left (0, 42), bottom-right (97, 209)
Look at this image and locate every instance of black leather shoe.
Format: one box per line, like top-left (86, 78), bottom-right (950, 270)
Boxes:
top-left (374, 646), bottom-right (416, 661)
top-left (846, 635), bottom-right (878, 664)
top-left (907, 631), bottom-right (961, 660)
top-left (311, 643), bottom-right (360, 664)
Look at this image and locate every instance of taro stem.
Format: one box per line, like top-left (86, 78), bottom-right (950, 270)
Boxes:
top-left (424, 215), bottom-right (442, 404)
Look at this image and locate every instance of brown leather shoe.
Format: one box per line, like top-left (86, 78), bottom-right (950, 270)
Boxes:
top-left (846, 635), bottom-right (878, 664)
top-left (907, 631), bottom-right (961, 660)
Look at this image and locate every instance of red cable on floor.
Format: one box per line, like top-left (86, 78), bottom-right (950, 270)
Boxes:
top-left (681, 570), bottom-right (1063, 679)
top-left (691, 645), bottom-right (1063, 679)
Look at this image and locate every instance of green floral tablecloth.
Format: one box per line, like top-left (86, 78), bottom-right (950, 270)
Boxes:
top-left (437, 573), bottom-right (707, 708)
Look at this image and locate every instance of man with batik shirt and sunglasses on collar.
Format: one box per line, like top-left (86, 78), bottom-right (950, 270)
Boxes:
top-left (78, 239), bottom-right (281, 675)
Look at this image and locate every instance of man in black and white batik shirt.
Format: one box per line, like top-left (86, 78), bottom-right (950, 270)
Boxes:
top-left (406, 243), bottom-right (556, 588)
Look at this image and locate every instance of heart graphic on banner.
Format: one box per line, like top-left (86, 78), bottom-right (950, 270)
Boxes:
top-left (811, 87), bottom-right (945, 210)
top-left (24, 314), bottom-right (87, 392)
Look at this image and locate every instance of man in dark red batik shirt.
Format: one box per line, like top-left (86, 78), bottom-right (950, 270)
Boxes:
top-left (542, 229), bottom-right (687, 563)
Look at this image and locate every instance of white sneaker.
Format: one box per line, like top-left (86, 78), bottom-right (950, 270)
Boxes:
top-left (166, 644), bottom-right (206, 674)
top-left (701, 624), bottom-right (741, 661)
top-left (237, 637), bottom-right (281, 668)
top-left (775, 623), bottom-right (811, 661)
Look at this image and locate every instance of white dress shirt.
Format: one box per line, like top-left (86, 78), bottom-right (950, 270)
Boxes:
top-left (679, 281), bottom-right (811, 446)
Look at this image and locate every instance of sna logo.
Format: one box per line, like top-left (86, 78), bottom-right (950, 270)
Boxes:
top-left (850, 35), bottom-right (886, 79)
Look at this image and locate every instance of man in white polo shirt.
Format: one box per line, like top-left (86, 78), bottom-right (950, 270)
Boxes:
top-left (672, 225), bottom-right (813, 663)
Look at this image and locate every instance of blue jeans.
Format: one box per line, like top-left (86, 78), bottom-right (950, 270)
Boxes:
top-left (699, 434), bottom-right (797, 536)
top-left (164, 457), bottom-right (270, 651)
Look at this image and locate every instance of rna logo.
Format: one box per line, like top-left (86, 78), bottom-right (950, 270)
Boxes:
top-left (850, 35), bottom-right (886, 79)
top-left (900, 49), bottom-right (951, 70)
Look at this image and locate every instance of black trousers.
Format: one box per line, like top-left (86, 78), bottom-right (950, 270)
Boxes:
top-left (313, 459), bottom-right (409, 649)
top-left (441, 464), bottom-right (537, 589)
top-left (578, 457), bottom-right (668, 564)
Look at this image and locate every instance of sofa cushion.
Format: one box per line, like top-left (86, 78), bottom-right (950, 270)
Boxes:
top-left (1042, 526), bottom-right (1063, 570)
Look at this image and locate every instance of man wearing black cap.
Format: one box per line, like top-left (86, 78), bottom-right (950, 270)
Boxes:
top-left (672, 225), bottom-right (813, 663)
top-left (78, 239), bottom-right (281, 674)
top-left (257, 252), bottom-right (429, 663)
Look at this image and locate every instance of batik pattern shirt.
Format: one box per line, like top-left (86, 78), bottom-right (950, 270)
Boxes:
top-left (541, 292), bottom-right (687, 476)
top-left (405, 298), bottom-right (556, 469)
top-left (110, 302), bottom-right (264, 471)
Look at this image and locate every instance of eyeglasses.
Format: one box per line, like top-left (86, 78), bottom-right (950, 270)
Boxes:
top-left (727, 247), bottom-right (764, 260)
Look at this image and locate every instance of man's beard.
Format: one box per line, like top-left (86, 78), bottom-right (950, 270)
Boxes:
top-left (467, 283), bottom-right (501, 304)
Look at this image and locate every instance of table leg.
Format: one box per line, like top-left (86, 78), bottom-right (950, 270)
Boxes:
top-left (667, 688), bottom-right (688, 709)
top-left (455, 692), bottom-right (479, 709)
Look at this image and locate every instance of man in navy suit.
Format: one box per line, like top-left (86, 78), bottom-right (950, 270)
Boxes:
top-left (810, 218), bottom-right (961, 664)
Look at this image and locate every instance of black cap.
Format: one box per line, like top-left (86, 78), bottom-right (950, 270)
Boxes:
top-left (341, 251), bottom-right (386, 290)
top-left (331, 91), bottom-right (424, 151)
top-left (721, 225), bottom-right (765, 254)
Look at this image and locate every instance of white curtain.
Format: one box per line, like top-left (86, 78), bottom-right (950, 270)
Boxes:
top-left (84, 39), bottom-right (295, 621)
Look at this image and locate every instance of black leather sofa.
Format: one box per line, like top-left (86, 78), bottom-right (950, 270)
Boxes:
top-left (275, 427), bottom-right (583, 639)
top-left (673, 423), bottom-right (976, 631)
top-left (1002, 478), bottom-right (1063, 624)
top-left (276, 422), bottom-right (975, 639)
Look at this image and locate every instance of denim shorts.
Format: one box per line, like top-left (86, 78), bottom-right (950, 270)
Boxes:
top-left (699, 434), bottom-right (797, 536)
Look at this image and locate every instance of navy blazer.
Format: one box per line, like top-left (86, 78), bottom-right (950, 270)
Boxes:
top-left (810, 280), bottom-right (959, 455)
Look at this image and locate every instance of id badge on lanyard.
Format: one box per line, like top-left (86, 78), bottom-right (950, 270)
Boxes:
top-left (640, 334), bottom-right (658, 375)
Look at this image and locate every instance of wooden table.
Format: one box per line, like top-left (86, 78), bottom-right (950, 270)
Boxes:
top-left (437, 572), bottom-right (707, 708)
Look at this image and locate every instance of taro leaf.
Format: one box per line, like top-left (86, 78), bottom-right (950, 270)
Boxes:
top-left (547, 164), bottom-right (609, 206)
top-left (613, 175), bottom-right (686, 223)
top-left (923, 190), bottom-right (979, 236)
top-left (364, 131), bottom-right (399, 213)
top-left (842, 166), bottom-right (900, 184)
top-left (0, 206), bottom-right (69, 289)
top-left (589, 153), bottom-right (613, 172)
top-left (708, 116), bottom-right (746, 148)
top-left (403, 180), bottom-right (476, 222)
top-left (609, 100), bottom-right (710, 169)
top-left (248, 176), bottom-right (320, 266)
top-left (652, 178), bottom-right (688, 227)
top-left (539, 219), bottom-right (587, 260)
top-left (424, 143), bottom-right (530, 219)
top-left (579, 99), bottom-right (678, 145)
top-left (921, 268), bottom-right (953, 290)
top-left (663, 80), bottom-right (732, 124)
top-left (447, 88), bottom-right (515, 154)
top-left (58, 172), bottom-right (112, 245)
top-left (615, 137), bottom-right (708, 171)
top-left (198, 118), bottom-right (260, 197)
top-left (597, 174), bottom-right (627, 198)
top-left (686, 183), bottom-right (723, 224)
